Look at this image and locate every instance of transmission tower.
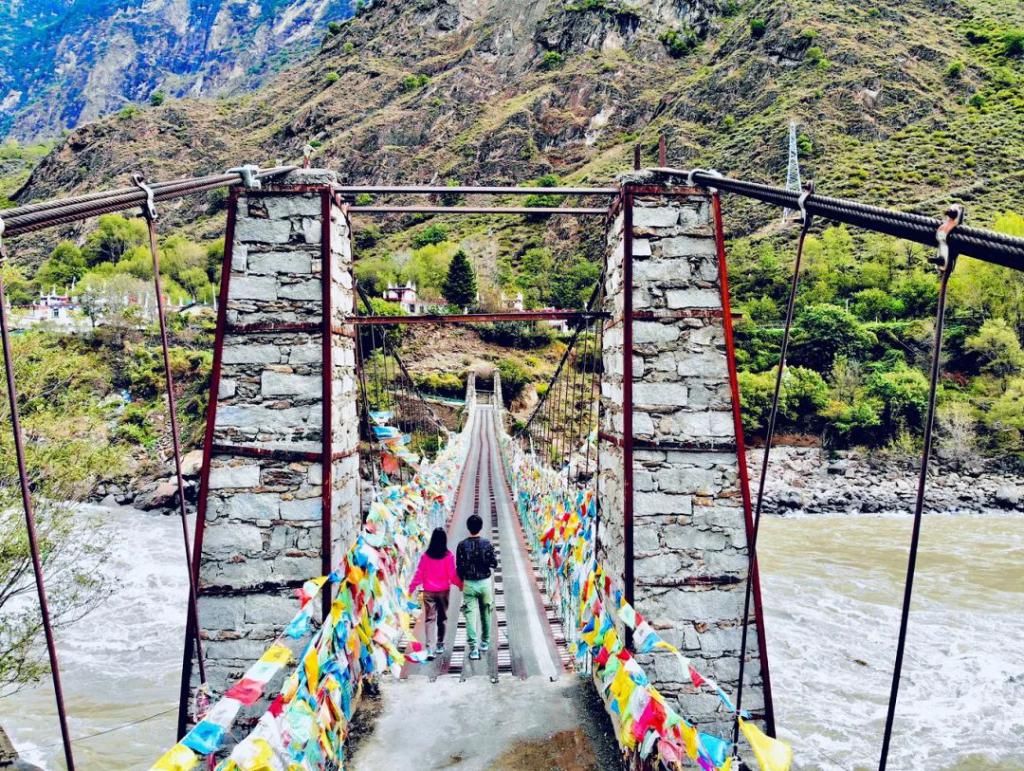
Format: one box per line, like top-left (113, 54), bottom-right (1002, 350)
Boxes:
top-left (783, 121), bottom-right (802, 221)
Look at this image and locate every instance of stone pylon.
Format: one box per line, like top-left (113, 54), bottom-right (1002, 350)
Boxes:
top-left (179, 169), bottom-right (360, 740)
top-left (598, 172), bottom-right (773, 738)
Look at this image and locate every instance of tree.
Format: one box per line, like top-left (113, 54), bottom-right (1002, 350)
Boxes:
top-left (35, 242), bottom-right (86, 290)
top-left (865, 364), bottom-right (930, 432)
top-left (549, 255), bottom-right (600, 309)
top-left (791, 303), bottom-right (875, 372)
top-left (964, 318), bottom-right (1024, 380)
top-left (443, 249), bottom-right (477, 307)
top-left (82, 214), bottom-right (148, 267)
top-left (0, 333), bottom-right (123, 692)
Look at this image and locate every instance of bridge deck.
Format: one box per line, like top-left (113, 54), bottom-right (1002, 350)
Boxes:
top-left (350, 407), bottom-right (618, 769)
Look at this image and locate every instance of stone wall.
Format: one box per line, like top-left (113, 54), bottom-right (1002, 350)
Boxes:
top-left (599, 181), bottom-right (769, 737)
top-left (186, 169), bottom-right (359, 733)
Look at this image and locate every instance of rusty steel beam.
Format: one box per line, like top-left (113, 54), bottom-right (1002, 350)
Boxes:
top-left (335, 185), bottom-right (618, 196)
top-left (347, 205), bottom-right (607, 216)
top-left (346, 310), bottom-right (609, 325)
top-left (320, 189), bottom-right (334, 621)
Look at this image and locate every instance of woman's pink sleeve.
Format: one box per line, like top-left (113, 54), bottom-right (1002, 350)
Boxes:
top-left (409, 556), bottom-right (425, 593)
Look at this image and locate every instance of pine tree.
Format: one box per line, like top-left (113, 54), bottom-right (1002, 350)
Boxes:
top-left (443, 249), bottom-right (477, 307)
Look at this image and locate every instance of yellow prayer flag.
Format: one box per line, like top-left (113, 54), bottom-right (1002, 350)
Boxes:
top-left (150, 743), bottom-right (198, 771)
top-left (739, 719), bottom-right (792, 771)
top-left (680, 723), bottom-right (699, 760)
top-left (304, 647), bottom-right (320, 691)
top-left (259, 643), bottom-right (293, 666)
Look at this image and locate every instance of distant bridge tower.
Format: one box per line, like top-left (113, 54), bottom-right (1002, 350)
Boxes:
top-left (782, 121), bottom-right (801, 221)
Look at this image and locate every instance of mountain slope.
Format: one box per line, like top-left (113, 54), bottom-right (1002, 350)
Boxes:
top-left (0, 0), bottom-right (354, 140)
top-left (13, 0), bottom-right (1024, 234)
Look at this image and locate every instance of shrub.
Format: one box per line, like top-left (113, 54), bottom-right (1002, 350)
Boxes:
top-left (117, 105), bottom-right (140, 120)
top-left (400, 73), bottom-right (430, 92)
top-left (722, 114), bottom-right (736, 130)
top-left (411, 223), bottom-right (448, 248)
top-left (750, 18), bottom-right (767, 38)
top-left (659, 28), bottom-right (697, 58)
top-left (945, 60), bottom-right (964, 80)
top-left (865, 365), bottom-right (930, 432)
top-left (327, 21), bottom-right (344, 35)
top-left (149, 91), bottom-right (166, 106)
top-left (497, 359), bottom-right (530, 403)
top-left (798, 28), bottom-right (818, 44)
top-left (540, 51), bottom-right (564, 70)
top-left (412, 371), bottom-right (465, 397)
top-left (1003, 29), bottom-right (1024, 58)
top-left (969, 92), bottom-right (986, 109)
top-left (324, 71), bottom-right (341, 85)
top-left (475, 321), bottom-right (554, 349)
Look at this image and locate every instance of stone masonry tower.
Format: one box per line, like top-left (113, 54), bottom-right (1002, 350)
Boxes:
top-left (598, 172), bottom-right (774, 738)
top-left (179, 169), bottom-right (360, 738)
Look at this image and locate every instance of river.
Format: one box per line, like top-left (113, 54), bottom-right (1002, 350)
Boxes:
top-left (1, 506), bottom-right (1022, 769)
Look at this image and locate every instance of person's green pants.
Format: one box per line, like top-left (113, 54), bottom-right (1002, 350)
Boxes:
top-left (461, 578), bottom-right (493, 650)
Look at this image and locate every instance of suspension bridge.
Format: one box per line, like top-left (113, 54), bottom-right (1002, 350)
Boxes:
top-left (1, 162), bottom-right (1023, 771)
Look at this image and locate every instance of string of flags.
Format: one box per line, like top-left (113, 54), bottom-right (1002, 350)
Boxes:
top-left (502, 435), bottom-right (792, 771)
top-left (150, 428), bottom-right (467, 771)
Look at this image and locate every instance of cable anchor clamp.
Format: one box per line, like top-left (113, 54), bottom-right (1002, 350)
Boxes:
top-left (797, 180), bottom-right (815, 226)
top-left (932, 204), bottom-right (965, 271)
top-left (132, 172), bottom-right (157, 221)
top-left (686, 168), bottom-right (723, 193)
top-left (227, 164), bottom-right (262, 190)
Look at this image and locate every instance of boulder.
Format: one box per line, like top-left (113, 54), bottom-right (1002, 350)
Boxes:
top-left (135, 480), bottom-right (178, 511)
top-left (181, 449), bottom-right (205, 477)
top-left (994, 485), bottom-right (1020, 509)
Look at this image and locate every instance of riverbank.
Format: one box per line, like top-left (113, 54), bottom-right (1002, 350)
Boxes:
top-left (747, 446), bottom-right (1024, 516)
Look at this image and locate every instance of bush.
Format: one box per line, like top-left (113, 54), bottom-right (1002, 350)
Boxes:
top-left (1003, 29), bottom-right (1024, 58)
top-left (659, 28), bottom-right (697, 58)
top-left (497, 359), bottom-right (530, 404)
top-left (805, 46), bottom-right (826, 66)
top-left (737, 366), bottom-right (827, 433)
top-left (324, 71), bottom-right (341, 85)
top-left (412, 371), bottom-right (465, 397)
top-left (412, 223), bottom-right (448, 248)
top-left (945, 60), bottom-right (964, 80)
top-left (475, 321), bottom-right (554, 349)
top-left (149, 91), bottom-right (166, 106)
top-left (750, 18), bottom-right (766, 38)
top-left (400, 73), bottom-right (430, 92)
top-left (354, 193), bottom-right (373, 206)
top-left (851, 288), bottom-right (904, 321)
top-left (117, 104), bottom-right (140, 120)
top-left (540, 51), bottom-right (564, 70)
top-left (865, 365), bottom-right (930, 432)
top-left (327, 21), bottom-right (344, 35)
top-left (969, 92), bottom-right (986, 109)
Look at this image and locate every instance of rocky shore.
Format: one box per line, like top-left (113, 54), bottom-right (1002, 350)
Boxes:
top-left (748, 446), bottom-right (1024, 516)
top-left (93, 445), bottom-right (1024, 518)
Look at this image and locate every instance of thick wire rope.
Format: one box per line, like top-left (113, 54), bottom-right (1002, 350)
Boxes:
top-left (878, 208), bottom-right (963, 770)
top-left (134, 178), bottom-right (208, 696)
top-left (732, 184), bottom-right (813, 748)
top-left (0, 239), bottom-right (76, 769)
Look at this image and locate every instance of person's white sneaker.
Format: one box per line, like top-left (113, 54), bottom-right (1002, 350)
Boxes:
top-left (469, 647), bottom-right (481, 660)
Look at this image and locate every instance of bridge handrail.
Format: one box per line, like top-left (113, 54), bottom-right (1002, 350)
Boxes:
top-left (502, 440), bottom-right (791, 770)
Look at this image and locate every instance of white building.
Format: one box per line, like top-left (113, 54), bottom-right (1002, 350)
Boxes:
top-left (383, 281), bottom-right (429, 314)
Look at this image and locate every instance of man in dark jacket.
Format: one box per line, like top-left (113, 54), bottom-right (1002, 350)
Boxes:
top-left (456, 514), bottom-right (498, 660)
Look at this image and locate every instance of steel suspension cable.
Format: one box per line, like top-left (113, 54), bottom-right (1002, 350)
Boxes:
top-left (878, 207), bottom-right (963, 770)
top-left (732, 184), bottom-right (814, 749)
top-left (134, 177), bottom-right (208, 696)
top-left (0, 241), bottom-right (77, 769)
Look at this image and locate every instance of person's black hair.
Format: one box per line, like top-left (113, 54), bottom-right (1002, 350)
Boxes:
top-left (426, 528), bottom-right (448, 559)
top-left (467, 514), bottom-right (483, 535)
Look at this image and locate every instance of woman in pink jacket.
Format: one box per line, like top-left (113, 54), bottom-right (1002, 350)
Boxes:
top-left (409, 528), bottom-right (463, 659)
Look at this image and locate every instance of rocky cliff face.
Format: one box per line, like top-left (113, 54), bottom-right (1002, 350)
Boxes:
top-left (0, 0), bottom-right (353, 140)
top-left (12, 0), bottom-right (1024, 237)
